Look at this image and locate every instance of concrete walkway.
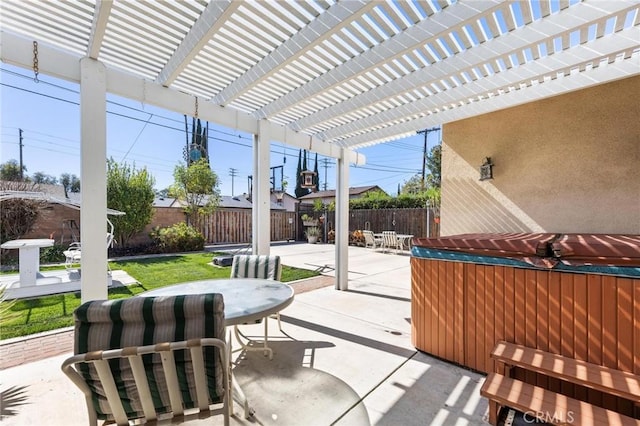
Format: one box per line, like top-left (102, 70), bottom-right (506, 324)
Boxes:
top-left (0, 243), bottom-right (489, 425)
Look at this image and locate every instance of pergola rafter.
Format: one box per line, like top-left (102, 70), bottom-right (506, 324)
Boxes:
top-left (87, 0), bottom-right (112, 59)
top-left (213, 1), bottom-right (377, 108)
top-left (258, 1), bottom-right (504, 124)
top-left (318, 27), bottom-right (640, 144)
top-left (156, 0), bottom-right (238, 87)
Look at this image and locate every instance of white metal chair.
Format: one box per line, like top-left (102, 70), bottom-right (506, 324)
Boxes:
top-left (230, 255), bottom-right (283, 359)
top-left (64, 220), bottom-right (115, 271)
top-left (362, 230), bottom-right (383, 249)
top-left (61, 294), bottom-right (230, 426)
top-left (382, 230), bottom-right (401, 253)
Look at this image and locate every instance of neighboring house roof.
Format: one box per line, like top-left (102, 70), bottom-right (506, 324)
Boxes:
top-left (0, 184), bottom-right (124, 215)
top-left (298, 185), bottom-right (386, 200)
top-left (154, 195), bottom-right (285, 210)
top-left (220, 195), bottom-right (253, 209)
top-left (153, 197), bottom-right (176, 208)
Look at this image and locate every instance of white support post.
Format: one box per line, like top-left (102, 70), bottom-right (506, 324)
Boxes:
top-left (335, 148), bottom-right (350, 290)
top-left (80, 58), bottom-right (108, 302)
top-left (252, 120), bottom-right (271, 255)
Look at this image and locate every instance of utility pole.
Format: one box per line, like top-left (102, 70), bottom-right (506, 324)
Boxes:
top-left (416, 127), bottom-right (440, 190)
top-left (229, 168), bottom-right (238, 195)
top-left (319, 158), bottom-right (332, 191)
top-left (19, 128), bottom-right (24, 180)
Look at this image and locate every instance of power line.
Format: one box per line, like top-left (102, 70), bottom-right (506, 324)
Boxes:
top-left (3, 78), bottom-right (431, 180)
top-left (121, 113), bottom-right (154, 161)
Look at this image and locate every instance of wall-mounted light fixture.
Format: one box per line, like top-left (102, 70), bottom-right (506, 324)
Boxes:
top-left (479, 157), bottom-right (494, 181)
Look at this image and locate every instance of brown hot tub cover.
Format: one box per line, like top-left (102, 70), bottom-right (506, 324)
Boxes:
top-left (412, 233), bottom-right (640, 268)
top-left (551, 234), bottom-right (640, 266)
top-left (412, 233), bottom-right (559, 268)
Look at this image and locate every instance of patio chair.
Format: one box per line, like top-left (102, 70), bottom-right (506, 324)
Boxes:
top-left (61, 294), bottom-right (230, 426)
top-left (63, 228), bottom-right (115, 271)
top-left (362, 230), bottom-right (383, 249)
top-left (230, 254), bottom-right (282, 359)
top-left (382, 230), bottom-right (401, 253)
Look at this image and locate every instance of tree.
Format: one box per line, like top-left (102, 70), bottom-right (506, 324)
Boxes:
top-left (169, 158), bottom-right (220, 225)
top-left (0, 180), bottom-right (44, 244)
top-left (425, 144), bottom-right (441, 188)
top-left (155, 187), bottom-right (170, 198)
top-left (0, 160), bottom-right (26, 181)
top-left (106, 158), bottom-right (156, 247)
top-left (302, 149), bottom-right (308, 172)
top-left (400, 174), bottom-right (424, 195)
top-left (294, 149), bottom-right (306, 198)
top-left (60, 173), bottom-right (80, 197)
top-left (424, 186), bottom-right (441, 212)
top-left (313, 153), bottom-right (319, 192)
top-left (32, 172), bottom-right (58, 185)
top-left (401, 144), bottom-right (441, 194)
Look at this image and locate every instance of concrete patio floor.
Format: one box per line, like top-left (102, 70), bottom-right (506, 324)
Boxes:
top-left (0, 242), bottom-right (489, 425)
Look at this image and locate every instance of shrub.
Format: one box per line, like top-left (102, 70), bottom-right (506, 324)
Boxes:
top-left (304, 226), bottom-right (321, 237)
top-left (40, 244), bottom-right (65, 264)
top-left (149, 223), bottom-right (205, 253)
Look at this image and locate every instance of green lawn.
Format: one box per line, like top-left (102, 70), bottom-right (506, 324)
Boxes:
top-left (1, 252), bottom-right (319, 340)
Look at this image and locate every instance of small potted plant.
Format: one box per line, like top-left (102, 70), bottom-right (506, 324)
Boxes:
top-left (301, 213), bottom-right (318, 227)
top-left (305, 226), bottom-right (321, 244)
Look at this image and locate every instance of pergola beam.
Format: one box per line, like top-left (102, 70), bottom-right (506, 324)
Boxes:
top-left (320, 26), bottom-right (640, 143)
top-left (256, 1), bottom-right (502, 120)
top-left (345, 46), bottom-right (640, 147)
top-left (87, 0), bottom-right (112, 59)
top-left (213, 1), bottom-right (376, 107)
top-left (156, 0), bottom-right (238, 87)
top-left (295, 1), bottom-right (633, 135)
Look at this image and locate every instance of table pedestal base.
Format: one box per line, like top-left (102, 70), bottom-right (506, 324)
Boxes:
top-left (233, 321), bottom-right (273, 360)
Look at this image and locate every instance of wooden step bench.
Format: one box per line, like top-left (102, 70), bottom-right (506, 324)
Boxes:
top-left (481, 373), bottom-right (640, 426)
top-left (480, 341), bottom-right (640, 425)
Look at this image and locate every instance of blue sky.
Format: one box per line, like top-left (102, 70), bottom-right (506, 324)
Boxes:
top-left (1, 64), bottom-right (440, 197)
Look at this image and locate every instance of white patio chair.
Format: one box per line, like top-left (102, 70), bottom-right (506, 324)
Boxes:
top-left (363, 230), bottom-right (382, 249)
top-left (64, 227), bottom-right (114, 271)
top-left (382, 231), bottom-right (401, 253)
top-left (61, 294), bottom-right (230, 426)
top-left (230, 254), bottom-right (282, 359)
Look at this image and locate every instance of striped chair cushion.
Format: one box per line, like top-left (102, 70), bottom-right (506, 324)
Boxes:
top-left (73, 294), bottom-right (225, 421)
top-left (230, 255), bottom-right (282, 281)
top-left (230, 255), bottom-right (282, 324)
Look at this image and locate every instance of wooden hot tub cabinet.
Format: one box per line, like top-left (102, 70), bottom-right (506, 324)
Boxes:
top-left (410, 233), bottom-right (640, 417)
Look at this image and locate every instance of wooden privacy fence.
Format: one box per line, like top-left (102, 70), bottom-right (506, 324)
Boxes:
top-left (194, 208), bottom-right (438, 244)
top-left (319, 208), bottom-right (439, 238)
top-left (411, 257), bottom-right (640, 418)
top-left (195, 210), bottom-right (296, 244)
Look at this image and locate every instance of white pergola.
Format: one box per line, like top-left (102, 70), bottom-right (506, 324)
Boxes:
top-left (1, 0), bottom-right (638, 301)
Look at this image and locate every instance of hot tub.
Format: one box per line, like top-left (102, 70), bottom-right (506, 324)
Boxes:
top-left (410, 233), bottom-right (640, 416)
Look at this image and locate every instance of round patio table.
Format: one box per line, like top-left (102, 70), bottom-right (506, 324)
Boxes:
top-left (139, 278), bottom-right (294, 327)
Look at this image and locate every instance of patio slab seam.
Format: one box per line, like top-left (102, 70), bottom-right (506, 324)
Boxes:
top-left (332, 350), bottom-right (419, 424)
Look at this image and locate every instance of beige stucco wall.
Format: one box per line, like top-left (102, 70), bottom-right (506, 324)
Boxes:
top-left (441, 75), bottom-right (640, 235)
